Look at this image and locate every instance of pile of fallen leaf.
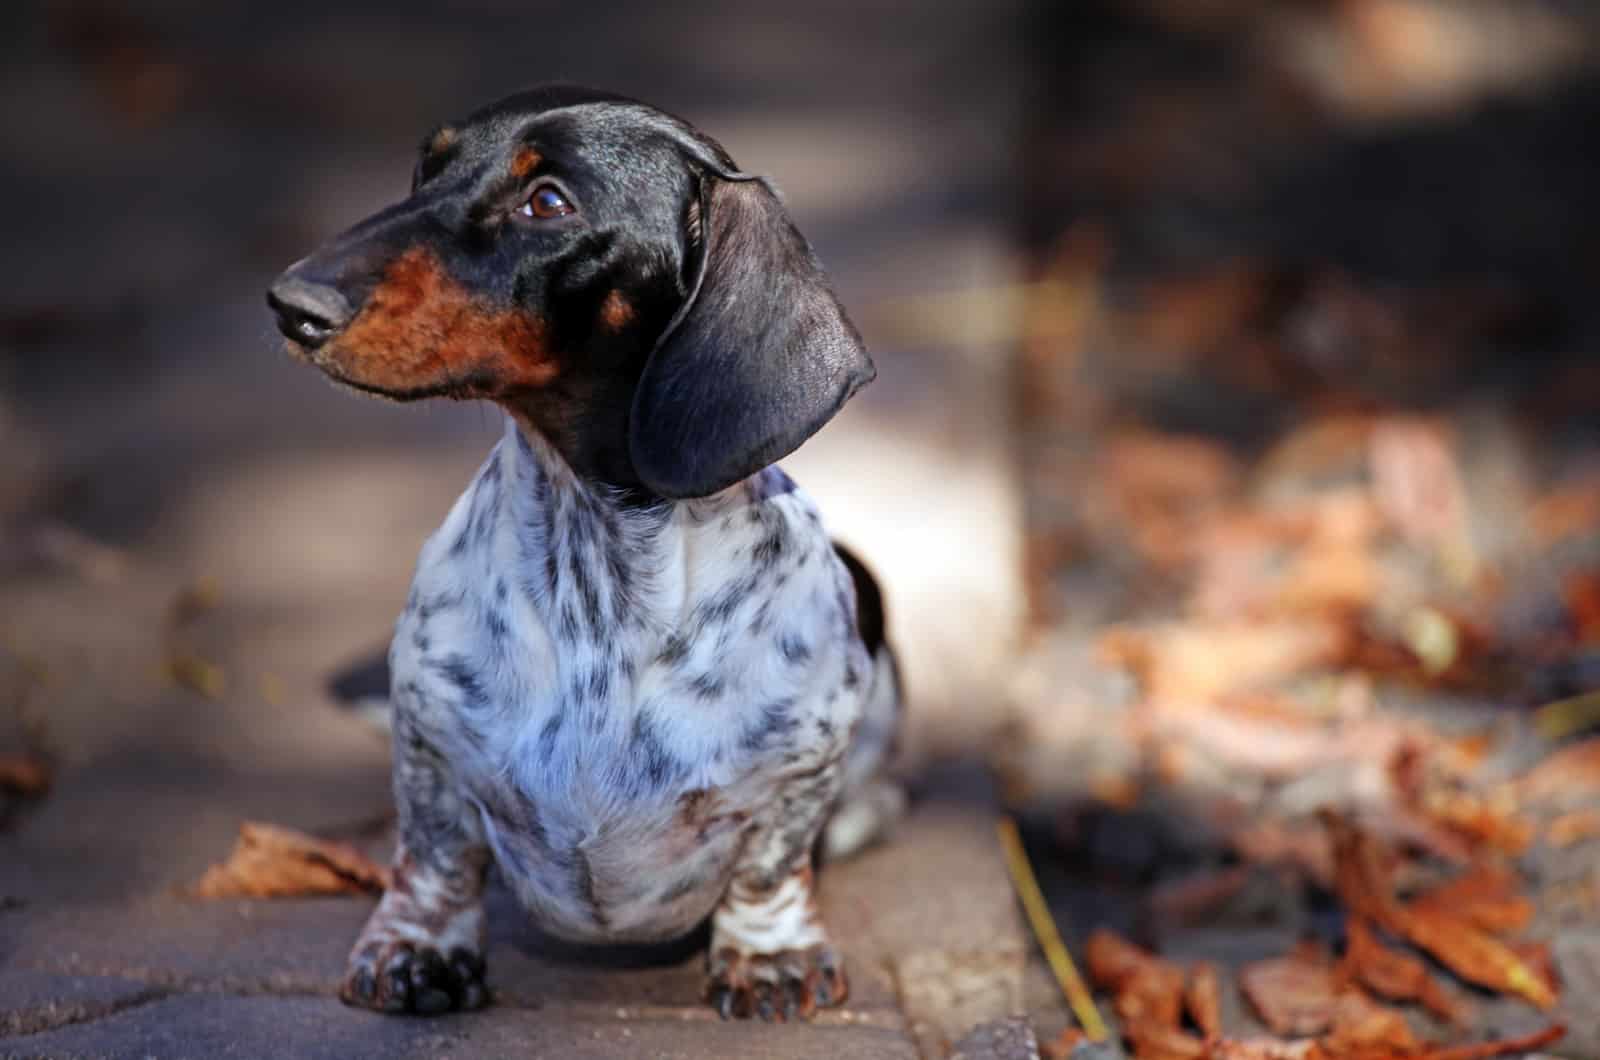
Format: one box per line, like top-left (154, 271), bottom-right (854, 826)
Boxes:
top-left (1008, 404), bottom-right (1600, 1055)
top-left (1012, 408), bottom-right (1600, 863)
top-left (1041, 812), bottom-right (1568, 1059)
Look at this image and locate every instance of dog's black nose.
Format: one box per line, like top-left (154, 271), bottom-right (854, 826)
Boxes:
top-left (267, 275), bottom-right (353, 349)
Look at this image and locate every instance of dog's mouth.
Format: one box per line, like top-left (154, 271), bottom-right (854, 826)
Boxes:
top-left (280, 336), bottom-right (468, 403)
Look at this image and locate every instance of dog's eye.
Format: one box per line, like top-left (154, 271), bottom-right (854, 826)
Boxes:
top-left (520, 185), bottom-right (574, 220)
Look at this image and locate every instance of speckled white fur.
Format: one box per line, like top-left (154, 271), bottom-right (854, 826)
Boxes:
top-left (384, 416), bottom-right (888, 945)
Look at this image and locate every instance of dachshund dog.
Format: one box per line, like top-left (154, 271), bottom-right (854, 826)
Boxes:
top-left (267, 85), bottom-right (905, 1022)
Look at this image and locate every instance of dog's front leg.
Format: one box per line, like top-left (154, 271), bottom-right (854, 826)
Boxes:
top-left (705, 762), bottom-right (847, 1021)
top-left (341, 716), bottom-right (491, 1015)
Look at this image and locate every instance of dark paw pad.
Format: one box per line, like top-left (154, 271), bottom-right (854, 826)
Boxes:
top-left (704, 944), bottom-right (847, 1022)
top-left (340, 941), bottom-right (489, 1016)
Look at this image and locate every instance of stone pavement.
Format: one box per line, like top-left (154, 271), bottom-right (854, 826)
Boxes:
top-left (0, 2), bottom-right (1038, 1057)
top-left (2, 766), bottom-right (1027, 1058)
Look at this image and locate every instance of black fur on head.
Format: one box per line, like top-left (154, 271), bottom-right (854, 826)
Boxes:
top-left (267, 84), bottom-right (874, 499)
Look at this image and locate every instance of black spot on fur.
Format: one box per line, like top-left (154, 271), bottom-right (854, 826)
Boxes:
top-left (630, 710), bottom-right (679, 791)
top-left (539, 710), bottom-right (564, 759)
top-left (778, 632), bottom-right (811, 665)
top-left (586, 666), bottom-right (611, 702)
top-left (476, 486), bottom-right (501, 545)
top-left (437, 654), bottom-right (488, 710)
top-left (579, 567), bottom-right (603, 628)
top-left (656, 635), bottom-right (689, 666)
top-left (689, 671), bottom-right (725, 701)
top-left (752, 524), bottom-right (787, 569)
top-left (704, 574), bottom-right (758, 626)
top-left (741, 697), bottom-right (798, 751)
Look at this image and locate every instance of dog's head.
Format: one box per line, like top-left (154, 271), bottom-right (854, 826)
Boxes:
top-left (268, 85), bottom-right (873, 499)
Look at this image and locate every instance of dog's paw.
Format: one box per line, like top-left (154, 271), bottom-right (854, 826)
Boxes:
top-left (340, 940), bottom-right (488, 1015)
top-left (704, 943), bottom-right (847, 1021)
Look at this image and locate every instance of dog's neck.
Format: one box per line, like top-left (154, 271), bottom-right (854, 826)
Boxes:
top-left (491, 415), bottom-right (779, 638)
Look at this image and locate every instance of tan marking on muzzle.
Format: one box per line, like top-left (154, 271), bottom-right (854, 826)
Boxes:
top-left (324, 246), bottom-right (557, 396)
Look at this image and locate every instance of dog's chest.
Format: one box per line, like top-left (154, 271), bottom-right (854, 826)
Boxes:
top-left (389, 423), bottom-right (862, 940)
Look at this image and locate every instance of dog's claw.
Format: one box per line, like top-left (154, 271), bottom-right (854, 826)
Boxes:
top-left (703, 944), bottom-right (846, 1022)
top-left (341, 939), bottom-right (490, 1016)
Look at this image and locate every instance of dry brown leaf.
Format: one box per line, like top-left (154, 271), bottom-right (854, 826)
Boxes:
top-left (1084, 929), bottom-right (1186, 1030)
top-left (1101, 619), bottom-right (1353, 704)
top-left (1190, 492), bottom-right (1386, 621)
top-left (1320, 989), bottom-right (1420, 1057)
top-left (1149, 866), bottom-right (1251, 925)
top-left (1547, 809), bottom-right (1600, 848)
top-left (1510, 941), bottom-right (1561, 1000)
top-left (1415, 787), bottom-right (1533, 855)
top-left (1255, 415), bottom-right (1377, 488)
top-left (1514, 739), bottom-right (1600, 807)
top-left (1230, 820), bottom-right (1335, 886)
top-left (1083, 430), bottom-right (1241, 572)
top-left (1407, 866), bottom-right (1532, 936)
top-left (0, 753), bottom-right (51, 796)
top-left (1393, 905), bottom-right (1557, 1011)
top-left (1127, 1024), bottom-right (1208, 1060)
top-left (1325, 812), bottom-right (1555, 1009)
top-left (1410, 1023), bottom-right (1564, 1060)
top-left (1564, 570), bottom-right (1600, 643)
top-left (1151, 700), bottom-right (1335, 782)
top-left (1339, 917), bottom-right (1464, 1023)
top-left (1323, 811), bottom-right (1406, 934)
top-left (1368, 417), bottom-right (1475, 582)
top-left (1085, 927), bottom-right (1156, 988)
top-left (191, 821), bottom-right (390, 899)
top-left (1220, 1020), bottom-right (1564, 1060)
top-left (1269, 541), bottom-right (1384, 618)
top-left (1103, 432), bottom-right (1240, 513)
top-left (1528, 477), bottom-right (1600, 546)
top-left (1239, 944), bottom-right (1339, 1037)
top-left (1186, 961), bottom-right (1223, 1040)
top-left (1208, 1040), bottom-right (1314, 1060)
top-left (1042, 1028), bottom-right (1088, 1060)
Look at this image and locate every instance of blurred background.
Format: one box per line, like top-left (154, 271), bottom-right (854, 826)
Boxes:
top-left (2, 1), bottom-right (1599, 1057)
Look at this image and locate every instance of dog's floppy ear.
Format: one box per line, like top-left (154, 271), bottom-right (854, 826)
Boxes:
top-left (629, 172), bottom-right (874, 499)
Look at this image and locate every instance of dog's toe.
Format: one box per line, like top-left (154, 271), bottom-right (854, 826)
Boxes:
top-left (341, 940), bottom-right (489, 1016)
top-left (704, 944), bottom-right (847, 1022)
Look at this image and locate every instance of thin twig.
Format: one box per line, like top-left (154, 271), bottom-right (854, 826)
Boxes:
top-left (1533, 689), bottom-right (1600, 743)
top-left (996, 816), bottom-right (1109, 1042)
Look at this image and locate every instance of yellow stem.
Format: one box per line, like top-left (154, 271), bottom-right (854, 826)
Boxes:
top-left (996, 816), bottom-right (1109, 1042)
